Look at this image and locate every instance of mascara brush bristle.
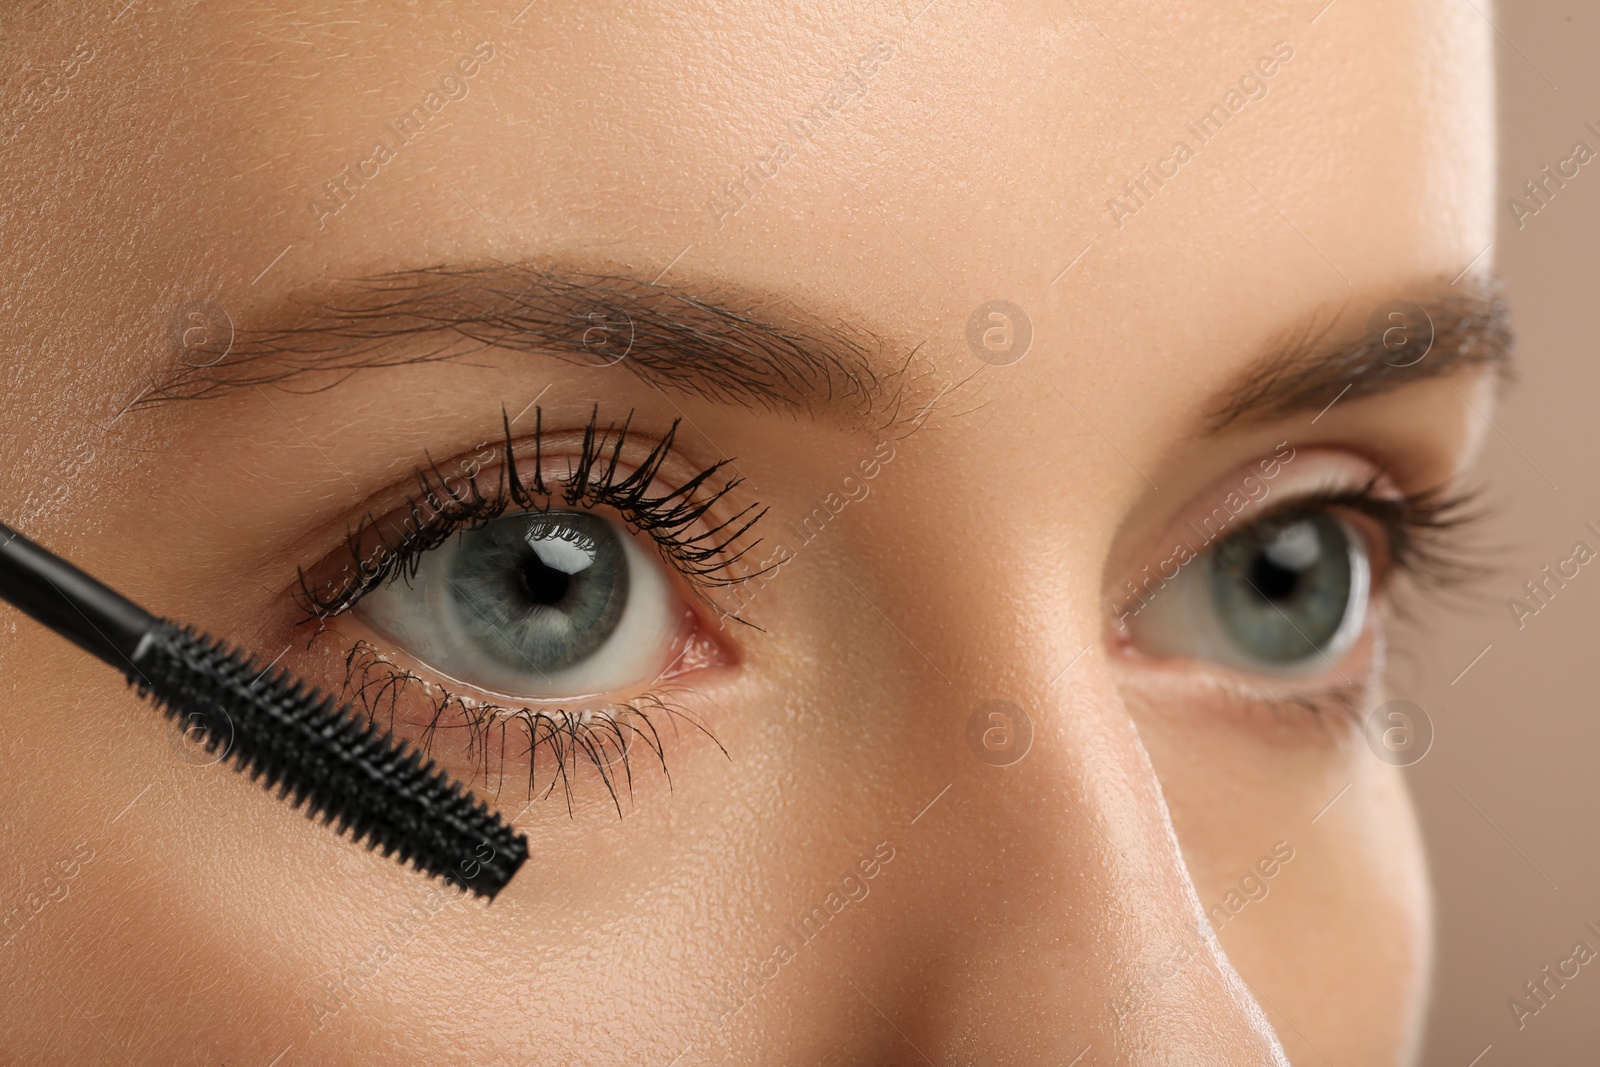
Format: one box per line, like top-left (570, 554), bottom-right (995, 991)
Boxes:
top-left (131, 622), bottom-right (528, 899)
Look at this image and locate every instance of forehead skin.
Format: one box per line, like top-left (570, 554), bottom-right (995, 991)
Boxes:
top-left (1, 0), bottom-right (1489, 428)
top-left (0, 1), bottom-right (1490, 1065)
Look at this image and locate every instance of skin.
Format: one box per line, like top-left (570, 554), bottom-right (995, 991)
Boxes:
top-left (0, 1), bottom-right (1497, 1064)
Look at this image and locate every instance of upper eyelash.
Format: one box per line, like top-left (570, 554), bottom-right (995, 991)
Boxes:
top-left (294, 404), bottom-right (769, 620)
top-left (1246, 475), bottom-right (1485, 593)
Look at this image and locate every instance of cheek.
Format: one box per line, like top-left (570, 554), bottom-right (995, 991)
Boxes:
top-left (1126, 656), bottom-right (1430, 1063)
top-left (1199, 754), bottom-right (1431, 1064)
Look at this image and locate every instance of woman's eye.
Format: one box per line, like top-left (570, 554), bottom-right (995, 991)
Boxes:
top-left (354, 508), bottom-right (684, 699)
top-left (1124, 509), bottom-right (1372, 674)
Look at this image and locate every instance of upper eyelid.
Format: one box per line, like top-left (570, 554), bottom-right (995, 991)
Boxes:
top-left (1107, 449), bottom-right (1480, 623)
top-left (1109, 446), bottom-right (1318, 591)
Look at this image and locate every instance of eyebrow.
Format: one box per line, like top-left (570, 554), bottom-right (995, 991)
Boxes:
top-left (141, 263), bottom-right (891, 419)
top-left (142, 266), bottom-right (1511, 436)
top-left (1202, 283), bottom-right (1513, 432)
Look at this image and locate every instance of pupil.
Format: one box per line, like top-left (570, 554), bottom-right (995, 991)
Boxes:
top-left (1249, 554), bottom-right (1300, 602)
top-left (518, 555), bottom-right (571, 606)
top-left (440, 509), bottom-right (632, 679)
top-left (1208, 512), bottom-right (1358, 666)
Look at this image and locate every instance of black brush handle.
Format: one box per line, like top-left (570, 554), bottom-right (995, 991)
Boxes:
top-left (0, 521), bottom-right (156, 667)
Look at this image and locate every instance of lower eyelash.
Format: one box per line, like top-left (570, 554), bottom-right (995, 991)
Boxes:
top-left (1244, 683), bottom-right (1367, 735)
top-left (1179, 665), bottom-right (1375, 742)
top-left (338, 639), bottom-right (724, 813)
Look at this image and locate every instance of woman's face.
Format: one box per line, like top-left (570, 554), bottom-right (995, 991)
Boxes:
top-left (0, 2), bottom-right (1498, 1063)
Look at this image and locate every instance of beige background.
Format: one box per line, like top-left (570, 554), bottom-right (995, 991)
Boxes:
top-left (1409, 3), bottom-right (1600, 1064)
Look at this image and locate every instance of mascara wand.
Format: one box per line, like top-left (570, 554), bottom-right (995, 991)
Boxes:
top-left (0, 520), bottom-right (528, 899)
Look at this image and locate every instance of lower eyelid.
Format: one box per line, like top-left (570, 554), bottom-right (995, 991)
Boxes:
top-left (328, 636), bottom-right (696, 805)
top-left (1113, 620), bottom-right (1382, 739)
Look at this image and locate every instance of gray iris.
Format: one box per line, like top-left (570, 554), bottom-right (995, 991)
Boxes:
top-left (445, 511), bottom-right (629, 676)
top-left (1209, 514), bottom-right (1353, 664)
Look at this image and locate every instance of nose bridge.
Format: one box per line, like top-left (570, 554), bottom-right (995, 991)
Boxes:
top-left (899, 656), bottom-right (1290, 1065)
